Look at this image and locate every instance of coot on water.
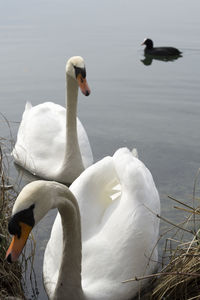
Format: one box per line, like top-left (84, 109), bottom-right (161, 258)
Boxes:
top-left (141, 38), bottom-right (182, 56)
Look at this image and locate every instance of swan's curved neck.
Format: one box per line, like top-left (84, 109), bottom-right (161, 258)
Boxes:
top-left (53, 184), bottom-right (85, 300)
top-left (56, 74), bottom-right (84, 184)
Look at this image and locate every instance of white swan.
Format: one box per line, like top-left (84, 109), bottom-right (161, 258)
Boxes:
top-left (6, 148), bottom-right (160, 300)
top-left (12, 56), bottom-right (93, 184)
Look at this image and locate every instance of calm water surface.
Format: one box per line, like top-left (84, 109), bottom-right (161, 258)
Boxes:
top-left (1, 0), bottom-right (200, 299)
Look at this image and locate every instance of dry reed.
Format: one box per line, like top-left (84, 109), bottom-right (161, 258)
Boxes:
top-left (0, 141), bottom-right (25, 299)
top-left (151, 196), bottom-right (200, 299)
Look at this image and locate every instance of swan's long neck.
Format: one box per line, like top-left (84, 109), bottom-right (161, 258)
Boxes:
top-left (53, 185), bottom-right (85, 300)
top-left (66, 74), bottom-right (79, 150)
top-left (57, 74), bottom-right (84, 184)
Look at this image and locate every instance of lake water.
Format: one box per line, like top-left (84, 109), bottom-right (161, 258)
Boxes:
top-left (1, 0), bottom-right (200, 299)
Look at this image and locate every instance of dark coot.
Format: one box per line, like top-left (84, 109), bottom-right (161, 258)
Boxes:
top-left (141, 38), bottom-right (182, 56)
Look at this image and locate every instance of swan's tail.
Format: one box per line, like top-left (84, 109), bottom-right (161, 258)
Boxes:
top-left (25, 101), bottom-right (32, 111)
top-left (132, 148), bottom-right (138, 158)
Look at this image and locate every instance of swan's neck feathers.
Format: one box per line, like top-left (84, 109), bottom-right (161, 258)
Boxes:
top-left (55, 75), bottom-right (85, 183)
top-left (40, 182), bottom-right (84, 300)
top-left (55, 192), bottom-right (82, 297)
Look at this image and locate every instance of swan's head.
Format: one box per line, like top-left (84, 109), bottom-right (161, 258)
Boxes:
top-left (66, 56), bottom-right (91, 96)
top-left (6, 181), bottom-right (58, 263)
top-left (141, 38), bottom-right (153, 49)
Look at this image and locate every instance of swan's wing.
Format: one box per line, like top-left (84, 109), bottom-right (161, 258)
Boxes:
top-left (77, 118), bottom-right (93, 168)
top-left (113, 147), bottom-right (160, 212)
top-left (12, 102), bottom-right (66, 175)
top-left (81, 148), bottom-right (160, 299)
top-left (70, 155), bottom-right (117, 241)
top-left (12, 102), bottom-right (93, 177)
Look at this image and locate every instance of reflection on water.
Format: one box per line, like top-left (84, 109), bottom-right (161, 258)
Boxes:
top-left (141, 53), bottom-right (182, 66)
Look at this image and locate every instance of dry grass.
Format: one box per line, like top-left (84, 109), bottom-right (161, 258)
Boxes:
top-left (150, 169), bottom-right (200, 300)
top-left (151, 199), bottom-right (200, 299)
top-left (0, 142), bottom-right (25, 299)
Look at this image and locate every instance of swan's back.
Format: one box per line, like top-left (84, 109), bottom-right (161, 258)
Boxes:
top-left (13, 102), bottom-right (93, 179)
top-left (44, 148), bottom-right (160, 300)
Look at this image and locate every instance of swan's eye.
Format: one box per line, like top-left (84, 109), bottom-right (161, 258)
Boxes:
top-left (74, 66), bottom-right (86, 79)
top-left (8, 204), bottom-right (35, 238)
top-left (8, 218), bottom-right (21, 238)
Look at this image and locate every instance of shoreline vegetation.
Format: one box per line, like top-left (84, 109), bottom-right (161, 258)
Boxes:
top-left (1, 116), bottom-right (200, 299)
top-left (0, 142), bottom-right (25, 299)
top-left (151, 179), bottom-right (200, 299)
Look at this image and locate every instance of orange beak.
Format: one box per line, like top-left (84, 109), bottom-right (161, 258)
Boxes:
top-left (77, 73), bottom-right (91, 96)
top-left (6, 222), bottom-right (32, 263)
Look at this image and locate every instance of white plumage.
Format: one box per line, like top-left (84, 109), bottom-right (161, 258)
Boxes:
top-left (7, 148), bottom-right (160, 300)
top-left (12, 56), bottom-right (93, 184)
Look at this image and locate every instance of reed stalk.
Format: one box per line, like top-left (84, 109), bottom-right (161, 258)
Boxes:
top-left (0, 141), bottom-right (25, 299)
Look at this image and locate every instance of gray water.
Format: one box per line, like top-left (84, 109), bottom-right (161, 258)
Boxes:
top-left (1, 0), bottom-right (200, 299)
